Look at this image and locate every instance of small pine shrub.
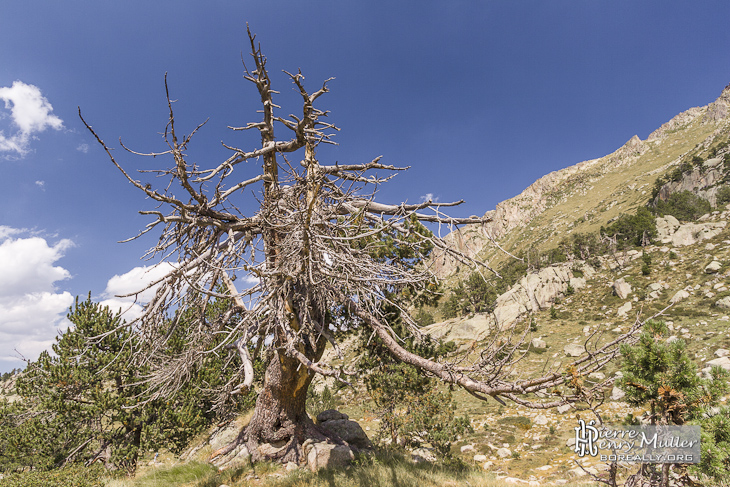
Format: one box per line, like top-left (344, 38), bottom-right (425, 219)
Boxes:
top-left (717, 186), bottom-right (730, 206)
top-left (307, 385), bottom-right (340, 419)
top-left (413, 308), bottom-right (435, 327)
top-left (654, 190), bottom-right (712, 221)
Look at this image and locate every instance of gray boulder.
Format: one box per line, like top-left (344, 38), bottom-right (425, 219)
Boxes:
top-left (534, 414), bottom-right (548, 425)
top-left (611, 386), bottom-right (626, 401)
top-left (656, 215), bottom-right (680, 239)
top-left (716, 296), bottom-right (730, 309)
top-left (613, 278), bottom-right (632, 299)
top-left (706, 356), bottom-right (730, 371)
top-left (317, 409), bottom-right (348, 422)
top-left (307, 443), bottom-right (354, 472)
top-left (496, 447), bottom-right (512, 458)
top-left (564, 343), bottom-right (585, 357)
top-left (617, 301), bottom-right (632, 318)
top-left (209, 422), bottom-right (243, 452)
top-left (671, 222), bottom-right (726, 247)
top-left (411, 447), bottom-right (436, 463)
top-left (211, 444), bottom-right (250, 469)
top-left (570, 277), bottom-right (586, 290)
top-left (318, 419), bottom-right (373, 450)
top-left (670, 289), bottom-right (690, 304)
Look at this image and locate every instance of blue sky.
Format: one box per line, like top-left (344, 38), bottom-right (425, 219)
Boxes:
top-left (1, 1), bottom-right (729, 372)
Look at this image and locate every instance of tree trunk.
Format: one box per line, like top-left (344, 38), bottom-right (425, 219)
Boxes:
top-left (242, 349), bottom-right (329, 464)
top-left (213, 315), bottom-right (335, 465)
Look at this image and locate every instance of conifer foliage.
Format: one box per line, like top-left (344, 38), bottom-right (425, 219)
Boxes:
top-left (0, 295), bottom-right (252, 474)
top-left (618, 320), bottom-right (730, 485)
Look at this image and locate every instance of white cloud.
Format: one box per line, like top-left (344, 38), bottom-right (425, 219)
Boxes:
top-left (76, 143), bottom-right (89, 153)
top-left (0, 81), bottom-right (64, 157)
top-left (100, 264), bottom-right (260, 319)
top-left (35, 180), bottom-right (45, 190)
top-left (0, 236), bottom-right (73, 296)
top-left (100, 263), bottom-right (176, 320)
top-left (240, 274), bottom-right (260, 286)
top-left (0, 229), bottom-right (74, 369)
top-left (420, 193), bottom-right (440, 203)
top-left (0, 225), bottom-right (25, 240)
top-left (98, 297), bottom-right (145, 322)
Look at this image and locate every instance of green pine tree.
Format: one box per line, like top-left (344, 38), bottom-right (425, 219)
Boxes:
top-left (618, 320), bottom-right (730, 486)
top-left (0, 294), bottom-right (256, 474)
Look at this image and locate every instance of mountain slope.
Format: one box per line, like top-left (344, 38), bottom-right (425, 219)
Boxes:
top-left (432, 84), bottom-right (730, 279)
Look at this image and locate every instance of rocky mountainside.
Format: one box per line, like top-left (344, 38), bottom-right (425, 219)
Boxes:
top-left (432, 84), bottom-right (730, 279)
top-left (412, 204), bottom-right (730, 484)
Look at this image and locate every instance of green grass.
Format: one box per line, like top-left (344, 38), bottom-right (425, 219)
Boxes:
top-left (261, 450), bottom-right (595, 487)
top-left (106, 461), bottom-right (250, 487)
top-left (0, 464), bottom-right (106, 487)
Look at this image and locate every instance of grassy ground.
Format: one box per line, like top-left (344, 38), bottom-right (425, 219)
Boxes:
top-left (104, 451), bottom-right (601, 487)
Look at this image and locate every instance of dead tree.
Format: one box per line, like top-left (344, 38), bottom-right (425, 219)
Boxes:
top-left (80, 27), bottom-right (645, 465)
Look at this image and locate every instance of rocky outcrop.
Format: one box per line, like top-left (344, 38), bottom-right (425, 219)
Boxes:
top-left (492, 265), bottom-right (575, 330)
top-left (703, 83), bottom-right (730, 122)
top-left (431, 134), bottom-right (652, 278)
top-left (617, 301), bottom-right (633, 318)
top-left (656, 215), bottom-right (680, 238)
top-left (655, 162), bottom-right (726, 207)
top-left (656, 216), bottom-right (727, 247)
top-left (425, 314), bottom-right (494, 342)
top-left (424, 262), bottom-right (585, 341)
top-left (564, 343), bottom-right (585, 357)
top-left (670, 289), bottom-right (690, 304)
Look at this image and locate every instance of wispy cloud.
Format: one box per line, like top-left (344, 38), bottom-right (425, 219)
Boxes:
top-left (0, 81), bottom-right (64, 158)
top-left (420, 193), bottom-right (440, 203)
top-left (0, 228), bottom-right (74, 367)
top-left (35, 180), bottom-right (45, 190)
top-left (76, 143), bottom-right (89, 153)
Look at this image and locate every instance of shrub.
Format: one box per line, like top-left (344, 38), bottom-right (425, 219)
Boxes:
top-left (717, 186), bottom-right (730, 206)
top-left (307, 385), bottom-right (339, 419)
top-left (0, 463), bottom-right (107, 487)
top-left (358, 306), bottom-right (470, 458)
top-left (413, 308), bottom-right (435, 327)
top-left (620, 320), bottom-right (730, 484)
top-left (601, 207), bottom-right (658, 248)
top-left (654, 190), bottom-right (712, 222)
top-left (365, 362), bottom-right (471, 457)
top-left (641, 252), bottom-right (652, 275)
top-left (619, 320), bottom-right (729, 424)
top-left (692, 406), bottom-right (730, 483)
top-left (1, 295), bottom-right (254, 474)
